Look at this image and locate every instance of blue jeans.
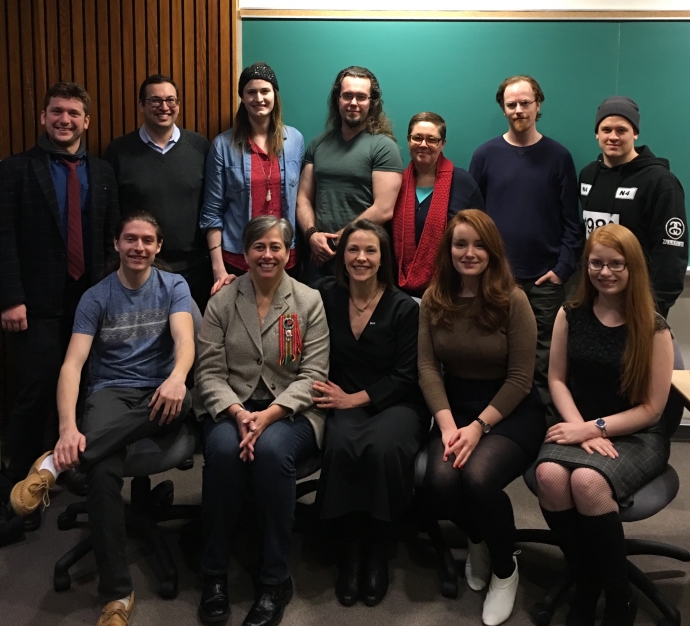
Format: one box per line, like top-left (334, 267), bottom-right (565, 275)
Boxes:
top-left (200, 404), bottom-right (316, 584)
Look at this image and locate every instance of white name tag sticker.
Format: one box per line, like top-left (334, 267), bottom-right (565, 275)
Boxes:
top-left (583, 210), bottom-right (619, 238)
top-left (580, 183), bottom-right (592, 196)
top-left (615, 187), bottom-right (638, 199)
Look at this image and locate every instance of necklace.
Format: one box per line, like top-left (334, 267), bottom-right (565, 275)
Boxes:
top-left (349, 287), bottom-right (382, 316)
top-left (257, 151), bottom-right (274, 203)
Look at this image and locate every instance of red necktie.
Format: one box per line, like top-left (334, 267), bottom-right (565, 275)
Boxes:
top-left (61, 159), bottom-right (85, 280)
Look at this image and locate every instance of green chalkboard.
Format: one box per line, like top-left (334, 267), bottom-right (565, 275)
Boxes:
top-left (243, 19), bottom-right (690, 219)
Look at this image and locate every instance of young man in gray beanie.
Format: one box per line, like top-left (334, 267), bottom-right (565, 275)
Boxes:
top-left (580, 96), bottom-right (687, 316)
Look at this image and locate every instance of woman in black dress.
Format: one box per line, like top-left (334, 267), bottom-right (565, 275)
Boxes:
top-left (535, 224), bottom-right (673, 626)
top-left (312, 219), bottom-right (426, 608)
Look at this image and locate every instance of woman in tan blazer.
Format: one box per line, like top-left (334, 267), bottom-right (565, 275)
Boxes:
top-left (194, 215), bottom-right (329, 626)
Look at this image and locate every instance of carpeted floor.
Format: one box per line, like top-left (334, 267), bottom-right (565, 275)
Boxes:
top-left (2, 443), bottom-right (689, 626)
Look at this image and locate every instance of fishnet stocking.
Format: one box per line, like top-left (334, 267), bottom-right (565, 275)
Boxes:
top-left (536, 461), bottom-right (618, 516)
top-left (536, 461), bottom-right (575, 511)
top-left (571, 468), bottom-right (618, 516)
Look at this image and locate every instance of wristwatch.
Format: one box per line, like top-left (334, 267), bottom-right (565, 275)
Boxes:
top-left (595, 418), bottom-right (607, 437)
top-left (475, 417), bottom-right (491, 434)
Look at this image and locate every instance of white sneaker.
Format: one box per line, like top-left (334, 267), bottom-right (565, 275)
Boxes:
top-left (466, 539), bottom-right (491, 591)
top-left (482, 556), bottom-right (519, 626)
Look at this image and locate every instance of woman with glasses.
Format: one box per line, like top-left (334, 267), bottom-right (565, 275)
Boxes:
top-left (392, 112), bottom-right (484, 297)
top-left (201, 63), bottom-right (304, 294)
top-left (419, 210), bottom-right (544, 626)
top-left (535, 224), bottom-right (673, 626)
top-left (312, 219), bottom-right (426, 608)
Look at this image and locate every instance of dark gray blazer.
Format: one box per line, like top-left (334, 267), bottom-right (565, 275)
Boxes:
top-left (194, 273), bottom-right (330, 446)
top-left (0, 145), bottom-right (120, 316)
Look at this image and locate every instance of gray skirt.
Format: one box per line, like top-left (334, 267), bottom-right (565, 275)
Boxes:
top-left (536, 431), bottom-right (669, 507)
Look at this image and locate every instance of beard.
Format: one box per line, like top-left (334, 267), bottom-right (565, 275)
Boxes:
top-left (343, 112), bottom-right (366, 128)
top-left (510, 117), bottom-right (532, 133)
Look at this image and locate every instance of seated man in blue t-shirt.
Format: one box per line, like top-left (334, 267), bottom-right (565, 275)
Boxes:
top-left (10, 210), bottom-right (194, 626)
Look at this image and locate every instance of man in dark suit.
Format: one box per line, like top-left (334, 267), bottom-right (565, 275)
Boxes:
top-left (0, 82), bottom-right (120, 520)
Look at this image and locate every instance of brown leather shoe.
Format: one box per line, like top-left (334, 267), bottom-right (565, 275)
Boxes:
top-left (96, 592), bottom-right (135, 626)
top-left (10, 452), bottom-right (56, 516)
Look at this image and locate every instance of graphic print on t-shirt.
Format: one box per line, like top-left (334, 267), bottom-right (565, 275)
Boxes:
top-left (583, 210), bottom-right (620, 238)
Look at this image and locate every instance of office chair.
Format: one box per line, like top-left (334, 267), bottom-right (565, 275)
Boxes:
top-left (517, 340), bottom-right (690, 626)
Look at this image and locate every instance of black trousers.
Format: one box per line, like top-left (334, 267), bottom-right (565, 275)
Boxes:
top-left (178, 256), bottom-right (214, 314)
top-left (200, 402), bottom-right (316, 585)
top-left (80, 386), bottom-right (191, 601)
top-left (519, 279), bottom-right (565, 426)
top-left (5, 278), bottom-right (87, 483)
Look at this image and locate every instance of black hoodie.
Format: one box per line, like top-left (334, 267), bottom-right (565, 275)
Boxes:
top-left (579, 145), bottom-right (687, 309)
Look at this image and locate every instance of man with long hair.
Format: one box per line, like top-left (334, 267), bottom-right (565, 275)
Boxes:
top-left (297, 66), bottom-right (404, 280)
top-left (0, 83), bottom-right (120, 529)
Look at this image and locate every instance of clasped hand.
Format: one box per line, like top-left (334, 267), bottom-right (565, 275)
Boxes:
top-left (312, 380), bottom-right (353, 410)
top-left (545, 422), bottom-right (618, 458)
top-left (236, 409), bottom-right (271, 462)
top-left (442, 422), bottom-right (483, 469)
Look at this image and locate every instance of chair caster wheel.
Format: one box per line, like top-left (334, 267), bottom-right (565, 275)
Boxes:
top-left (57, 511), bottom-right (77, 531)
top-left (54, 572), bottom-right (71, 592)
top-left (158, 580), bottom-right (178, 599)
top-left (151, 480), bottom-right (175, 509)
top-left (441, 578), bottom-right (458, 599)
top-left (530, 603), bottom-right (553, 626)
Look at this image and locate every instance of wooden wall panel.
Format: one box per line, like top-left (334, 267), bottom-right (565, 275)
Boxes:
top-left (0, 0), bottom-right (237, 426)
top-left (0, 0), bottom-right (237, 160)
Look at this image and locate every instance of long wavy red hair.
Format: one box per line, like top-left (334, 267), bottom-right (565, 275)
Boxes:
top-left (424, 210), bottom-right (515, 333)
top-left (571, 224), bottom-right (657, 404)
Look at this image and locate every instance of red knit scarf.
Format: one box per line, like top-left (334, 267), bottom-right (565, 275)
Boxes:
top-left (393, 153), bottom-right (454, 292)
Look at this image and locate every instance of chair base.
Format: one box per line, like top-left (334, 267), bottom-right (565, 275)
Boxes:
top-left (53, 476), bottom-right (200, 599)
top-left (515, 529), bottom-right (690, 626)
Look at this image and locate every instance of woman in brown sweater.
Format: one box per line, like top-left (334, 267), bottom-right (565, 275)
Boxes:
top-left (419, 209), bottom-right (545, 626)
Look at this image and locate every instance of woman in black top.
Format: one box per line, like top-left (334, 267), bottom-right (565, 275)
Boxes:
top-left (312, 219), bottom-right (426, 608)
top-left (535, 224), bottom-right (673, 626)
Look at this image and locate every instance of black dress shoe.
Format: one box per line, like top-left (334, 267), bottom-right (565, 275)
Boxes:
top-left (335, 541), bottom-right (360, 606)
top-left (360, 541), bottom-right (388, 607)
top-left (242, 577), bottom-right (293, 626)
top-left (57, 468), bottom-right (89, 497)
top-left (601, 593), bottom-right (637, 626)
top-left (198, 574), bottom-right (230, 625)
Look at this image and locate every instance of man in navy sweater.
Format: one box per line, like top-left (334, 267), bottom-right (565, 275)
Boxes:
top-left (104, 74), bottom-right (212, 311)
top-left (470, 75), bottom-right (581, 421)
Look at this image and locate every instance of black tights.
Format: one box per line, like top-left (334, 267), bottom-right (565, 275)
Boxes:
top-left (425, 432), bottom-right (531, 578)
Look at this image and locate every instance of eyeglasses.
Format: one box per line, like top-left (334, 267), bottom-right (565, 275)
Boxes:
top-left (408, 134), bottom-right (443, 146)
top-left (144, 97), bottom-right (179, 108)
top-left (339, 92), bottom-right (371, 103)
top-left (587, 260), bottom-right (626, 272)
top-left (504, 99), bottom-right (536, 111)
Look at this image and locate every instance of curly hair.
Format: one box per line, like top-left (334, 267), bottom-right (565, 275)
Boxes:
top-left (423, 210), bottom-right (515, 333)
top-left (326, 66), bottom-right (394, 139)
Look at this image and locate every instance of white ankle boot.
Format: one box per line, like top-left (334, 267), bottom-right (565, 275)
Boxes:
top-left (466, 539), bottom-right (491, 591)
top-left (482, 556), bottom-right (519, 626)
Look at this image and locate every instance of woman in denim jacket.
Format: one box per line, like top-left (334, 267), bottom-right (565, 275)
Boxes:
top-left (201, 63), bottom-right (304, 294)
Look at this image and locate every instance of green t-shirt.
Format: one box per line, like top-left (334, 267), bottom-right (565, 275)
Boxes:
top-left (304, 130), bottom-right (404, 233)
